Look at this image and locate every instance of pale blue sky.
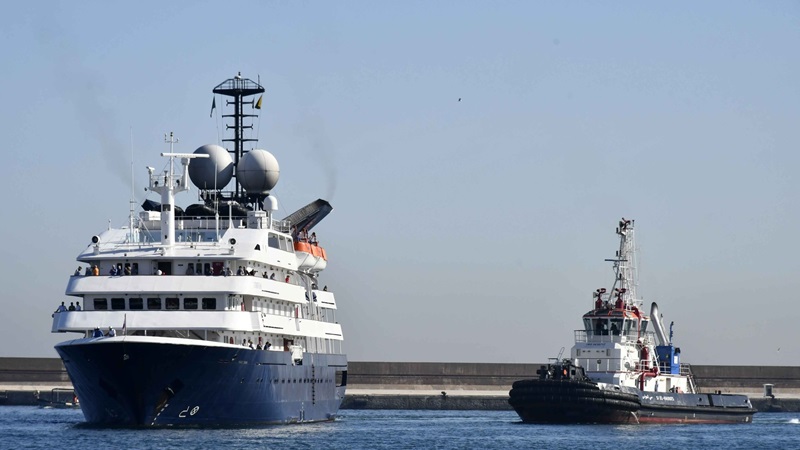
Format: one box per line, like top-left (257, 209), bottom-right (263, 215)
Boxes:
top-left (1, 1), bottom-right (798, 365)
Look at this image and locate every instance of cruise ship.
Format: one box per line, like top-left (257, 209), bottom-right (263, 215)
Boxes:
top-left (51, 74), bottom-right (347, 426)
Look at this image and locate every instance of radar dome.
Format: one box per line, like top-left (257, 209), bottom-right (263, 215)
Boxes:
top-left (237, 149), bottom-right (280, 194)
top-left (188, 144), bottom-right (234, 190)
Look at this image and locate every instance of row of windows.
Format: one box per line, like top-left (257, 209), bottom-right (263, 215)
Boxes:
top-left (94, 297), bottom-right (217, 311)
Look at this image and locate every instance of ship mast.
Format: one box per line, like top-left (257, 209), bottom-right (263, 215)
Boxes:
top-left (212, 72), bottom-right (265, 204)
top-left (147, 132), bottom-right (208, 250)
top-left (606, 218), bottom-right (639, 308)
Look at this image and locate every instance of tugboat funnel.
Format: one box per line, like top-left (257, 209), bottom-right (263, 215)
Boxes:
top-left (650, 302), bottom-right (669, 346)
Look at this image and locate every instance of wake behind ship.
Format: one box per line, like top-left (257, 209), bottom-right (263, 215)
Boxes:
top-left (508, 219), bottom-right (754, 424)
top-left (51, 74), bottom-right (347, 426)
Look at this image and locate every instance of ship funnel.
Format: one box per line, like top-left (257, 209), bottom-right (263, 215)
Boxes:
top-left (650, 302), bottom-right (669, 346)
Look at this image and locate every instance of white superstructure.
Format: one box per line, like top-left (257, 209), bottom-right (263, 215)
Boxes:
top-left (571, 219), bottom-right (695, 394)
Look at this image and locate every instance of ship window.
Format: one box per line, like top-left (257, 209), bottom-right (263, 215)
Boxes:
top-left (610, 319), bottom-right (622, 336)
top-left (624, 319), bottom-right (634, 336)
top-left (279, 236), bottom-right (289, 251)
top-left (111, 298), bottom-right (125, 310)
top-left (129, 298), bottom-right (144, 310)
top-left (166, 298), bottom-right (179, 310)
top-left (184, 298), bottom-right (198, 310)
top-left (202, 298), bottom-right (217, 310)
top-left (94, 298), bottom-right (108, 310)
top-left (595, 318), bottom-right (608, 335)
top-left (147, 298), bottom-right (161, 310)
top-left (268, 233), bottom-right (279, 249)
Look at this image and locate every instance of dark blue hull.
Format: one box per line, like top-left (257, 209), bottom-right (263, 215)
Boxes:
top-left (55, 338), bottom-right (347, 427)
top-left (509, 378), bottom-right (755, 424)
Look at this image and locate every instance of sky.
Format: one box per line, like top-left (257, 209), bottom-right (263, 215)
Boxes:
top-left (1, 1), bottom-right (798, 366)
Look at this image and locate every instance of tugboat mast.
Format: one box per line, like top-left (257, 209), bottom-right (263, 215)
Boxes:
top-left (605, 218), bottom-right (639, 308)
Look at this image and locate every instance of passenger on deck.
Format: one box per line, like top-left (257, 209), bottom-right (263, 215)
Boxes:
top-left (285, 275), bottom-right (290, 283)
top-left (85, 266), bottom-right (91, 276)
top-left (55, 302), bottom-right (68, 314)
top-left (92, 265), bottom-right (99, 276)
top-left (309, 232), bottom-right (318, 245)
top-left (106, 326), bottom-right (116, 337)
top-left (265, 342), bottom-right (272, 350)
top-left (92, 327), bottom-right (104, 338)
top-left (186, 264), bottom-right (194, 275)
top-left (74, 267), bottom-right (82, 276)
top-left (298, 227), bottom-right (308, 242)
top-left (241, 339), bottom-right (248, 347)
top-left (75, 301), bottom-right (82, 311)
top-left (110, 265), bottom-right (118, 276)
top-left (237, 267), bottom-right (244, 276)
top-left (323, 285), bottom-right (328, 291)
top-left (270, 273), bottom-right (276, 280)
top-left (68, 302), bottom-right (76, 311)
top-left (225, 267), bottom-right (232, 277)
top-left (247, 339), bottom-right (254, 349)
top-left (256, 337), bottom-right (263, 350)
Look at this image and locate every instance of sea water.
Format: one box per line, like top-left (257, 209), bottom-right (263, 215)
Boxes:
top-left (3, 407), bottom-right (797, 449)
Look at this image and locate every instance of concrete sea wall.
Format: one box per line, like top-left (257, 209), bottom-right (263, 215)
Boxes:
top-left (2, 358), bottom-right (799, 411)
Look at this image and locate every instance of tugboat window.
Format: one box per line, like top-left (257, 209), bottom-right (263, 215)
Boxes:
top-left (610, 319), bottom-right (622, 336)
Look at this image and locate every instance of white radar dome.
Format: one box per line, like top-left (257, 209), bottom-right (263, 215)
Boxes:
top-left (237, 149), bottom-right (280, 194)
top-left (188, 144), bottom-right (234, 190)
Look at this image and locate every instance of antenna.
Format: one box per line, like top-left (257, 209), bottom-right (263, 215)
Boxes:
top-left (128, 127), bottom-right (136, 244)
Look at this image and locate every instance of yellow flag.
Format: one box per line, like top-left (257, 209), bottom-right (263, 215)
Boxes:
top-left (255, 95), bottom-right (263, 110)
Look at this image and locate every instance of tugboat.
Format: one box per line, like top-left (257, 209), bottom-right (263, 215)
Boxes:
top-left (509, 219), bottom-right (754, 424)
top-left (51, 74), bottom-right (347, 426)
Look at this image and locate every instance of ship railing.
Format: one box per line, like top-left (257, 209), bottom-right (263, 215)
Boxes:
top-left (680, 363), bottom-right (698, 393)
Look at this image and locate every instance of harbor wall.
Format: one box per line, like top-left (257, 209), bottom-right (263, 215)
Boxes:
top-left (2, 358), bottom-right (799, 411)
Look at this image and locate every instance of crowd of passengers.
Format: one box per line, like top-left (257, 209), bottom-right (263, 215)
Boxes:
top-left (72, 264), bottom-right (328, 291)
top-left (242, 337), bottom-right (272, 350)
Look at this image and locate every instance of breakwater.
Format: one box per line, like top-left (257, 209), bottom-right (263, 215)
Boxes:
top-left (2, 358), bottom-right (799, 411)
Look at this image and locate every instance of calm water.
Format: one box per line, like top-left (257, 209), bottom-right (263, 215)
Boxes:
top-left (3, 407), bottom-right (798, 449)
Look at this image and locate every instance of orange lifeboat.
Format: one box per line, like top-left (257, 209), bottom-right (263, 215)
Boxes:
top-left (294, 241), bottom-right (328, 271)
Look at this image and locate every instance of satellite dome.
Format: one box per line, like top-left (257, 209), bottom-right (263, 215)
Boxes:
top-left (237, 149), bottom-right (280, 194)
top-left (188, 144), bottom-right (233, 190)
